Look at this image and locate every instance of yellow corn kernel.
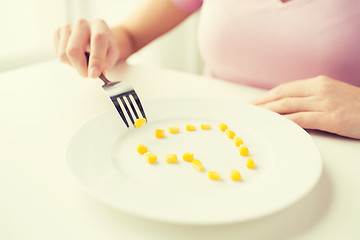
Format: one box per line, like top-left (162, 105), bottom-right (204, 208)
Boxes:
top-left (134, 118), bottom-right (146, 128)
top-left (218, 123), bottom-right (228, 132)
top-left (191, 159), bottom-right (205, 172)
top-left (234, 136), bottom-right (243, 147)
top-left (136, 144), bottom-right (148, 154)
top-left (225, 129), bottom-right (236, 139)
top-left (144, 152), bottom-right (157, 164)
top-left (230, 169), bottom-right (242, 181)
top-left (169, 126), bottom-right (180, 134)
top-left (208, 171), bottom-right (221, 180)
top-left (246, 157), bottom-right (256, 169)
top-left (182, 152), bottom-right (194, 162)
top-left (185, 124), bottom-right (196, 131)
top-left (166, 154), bottom-right (178, 163)
top-left (155, 129), bottom-right (165, 138)
top-left (200, 123), bottom-right (211, 130)
top-left (239, 145), bottom-right (249, 156)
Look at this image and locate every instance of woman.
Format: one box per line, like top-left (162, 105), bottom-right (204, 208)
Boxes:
top-left (54, 0), bottom-right (360, 139)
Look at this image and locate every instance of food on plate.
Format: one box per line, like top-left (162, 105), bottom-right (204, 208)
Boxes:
top-left (134, 118), bottom-right (146, 128)
top-left (137, 121), bottom-right (255, 181)
top-left (234, 136), bottom-right (243, 147)
top-left (191, 159), bottom-right (205, 172)
top-left (208, 171), bottom-right (221, 180)
top-left (136, 144), bottom-right (148, 154)
top-left (230, 169), bottom-right (242, 181)
top-left (225, 129), bottom-right (236, 139)
top-left (218, 123), bottom-right (228, 132)
top-left (166, 154), bottom-right (178, 163)
top-left (155, 129), bottom-right (166, 138)
top-left (200, 123), bottom-right (211, 130)
top-left (169, 126), bottom-right (180, 134)
top-left (246, 157), bottom-right (256, 169)
top-left (239, 145), bottom-right (249, 156)
top-left (144, 152), bottom-right (157, 164)
top-left (185, 124), bottom-right (196, 131)
top-left (182, 152), bottom-right (194, 162)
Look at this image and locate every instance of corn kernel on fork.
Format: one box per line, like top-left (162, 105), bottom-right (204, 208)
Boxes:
top-left (85, 53), bottom-right (147, 128)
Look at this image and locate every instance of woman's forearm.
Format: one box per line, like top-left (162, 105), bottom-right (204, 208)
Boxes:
top-left (113, 0), bottom-right (192, 56)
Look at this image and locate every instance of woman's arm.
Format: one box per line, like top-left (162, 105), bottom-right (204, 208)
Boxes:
top-left (117, 0), bottom-right (192, 54)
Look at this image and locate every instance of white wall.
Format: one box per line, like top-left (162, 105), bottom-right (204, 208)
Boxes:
top-left (0, 0), bottom-right (67, 71)
top-left (0, 0), bottom-right (203, 74)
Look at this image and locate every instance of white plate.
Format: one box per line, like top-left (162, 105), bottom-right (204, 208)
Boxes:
top-left (67, 98), bottom-right (322, 225)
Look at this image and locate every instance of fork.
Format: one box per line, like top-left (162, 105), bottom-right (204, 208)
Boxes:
top-left (85, 52), bottom-right (147, 128)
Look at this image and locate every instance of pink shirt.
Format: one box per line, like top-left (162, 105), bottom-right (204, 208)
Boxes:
top-left (172, 0), bottom-right (360, 89)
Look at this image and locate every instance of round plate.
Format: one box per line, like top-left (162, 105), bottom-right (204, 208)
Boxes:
top-left (66, 98), bottom-right (322, 225)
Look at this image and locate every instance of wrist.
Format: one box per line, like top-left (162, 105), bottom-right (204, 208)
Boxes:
top-left (111, 25), bottom-right (137, 62)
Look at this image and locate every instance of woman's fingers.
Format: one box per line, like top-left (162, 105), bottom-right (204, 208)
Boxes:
top-left (251, 79), bottom-right (315, 105)
top-left (56, 24), bottom-right (72, 64)
top-left (258, 96), bottom-right (321, 115)
top-left (283, 112), bottom-right (325, 131)
top-left (54, 19), bottom-right (120, 78)
top-left (88, 19), bottom-right (109, 78)
top-left (66, 19), bottom-right (91, 77)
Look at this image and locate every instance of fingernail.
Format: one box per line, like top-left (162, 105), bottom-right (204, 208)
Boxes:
top-left (89, 67), bottom-right (100, 78)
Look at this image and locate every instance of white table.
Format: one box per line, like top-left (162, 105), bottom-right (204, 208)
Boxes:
top-left (1, 60), bottom-right (359, 240)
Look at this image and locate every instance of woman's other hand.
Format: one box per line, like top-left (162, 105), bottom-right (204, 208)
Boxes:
top-left (251, 76), bottom-right (360, 139)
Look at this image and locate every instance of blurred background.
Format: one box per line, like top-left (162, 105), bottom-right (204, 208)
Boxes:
top-left (0, 0), bottom-right (203, 74)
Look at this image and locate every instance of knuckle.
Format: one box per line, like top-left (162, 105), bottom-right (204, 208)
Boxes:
top-left (59, 51), bottom-right (68, 62)
top-left (280, 98), bottom-right (292, 111)
top-left (315, 76), bottom-right (334, 94)
top-left (94, 18), bottom-right (106, 25)
top-left (271, 86), bottom-right (283, 99)
top-left (64, 23), bottom-right (72, 32)
top-left (291, 114), bottom-right (303, 125)
top-left (66, 46), bottom-right (81, 58)
top-left (75, 18), bottom-right (88, 27)
top-left (92, 32), bottom-right (107, 44)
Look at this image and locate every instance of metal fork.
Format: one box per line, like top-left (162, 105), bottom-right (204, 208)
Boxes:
top-left (85, 52), bottom-right (147, 128)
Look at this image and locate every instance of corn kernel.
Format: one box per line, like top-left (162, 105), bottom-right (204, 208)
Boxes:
top-left (185, 124), bottom-right (196, 131)
top-left (169, 126), bottom-right (180, 134)
top-left (225, 129), bottom-right (236, 139)
top-left (182, 152), bottom-right (194, 162)
top-left (155, 129), bottom-right (165, 138)
top-left (166, 154), bottom-right (178, 163)
top-left (144, 152), bottom-right (157, 164)
top-left (246, 157), bottom-right (256, 169)
top-left (134, 118), bottom-right (146, 128)
top-left (136, 144), bottom-right (148, 154)
top-left (218, 123), bottom-right (228, 132)
top-left (234, 136), bottom-right (243, 147)
top-left (239, 145), bottom-right (249, 156)
top-left (191, 159), bottom-right (205, 172)
top-left (230, 169), bottom-right (242, 181)
top-left (200, 124), bottom-right (211, 130)
top-left (208, 171), bottom-right (221, 180)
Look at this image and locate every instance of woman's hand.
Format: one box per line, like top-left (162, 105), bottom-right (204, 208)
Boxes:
top-left (251, 76), bottom-right (360, 139)
top-left (54, 19), bottom-right (133, 78)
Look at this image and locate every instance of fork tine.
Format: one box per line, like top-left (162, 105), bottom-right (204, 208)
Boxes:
top-left (120, 96), bottom-right (135, 125)
top-left (131, 91), bottom-right (147, 120)
top-left (125, 95), bottom-right (139, 119)
top-left (111, 96), bottom-right (129, 128)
